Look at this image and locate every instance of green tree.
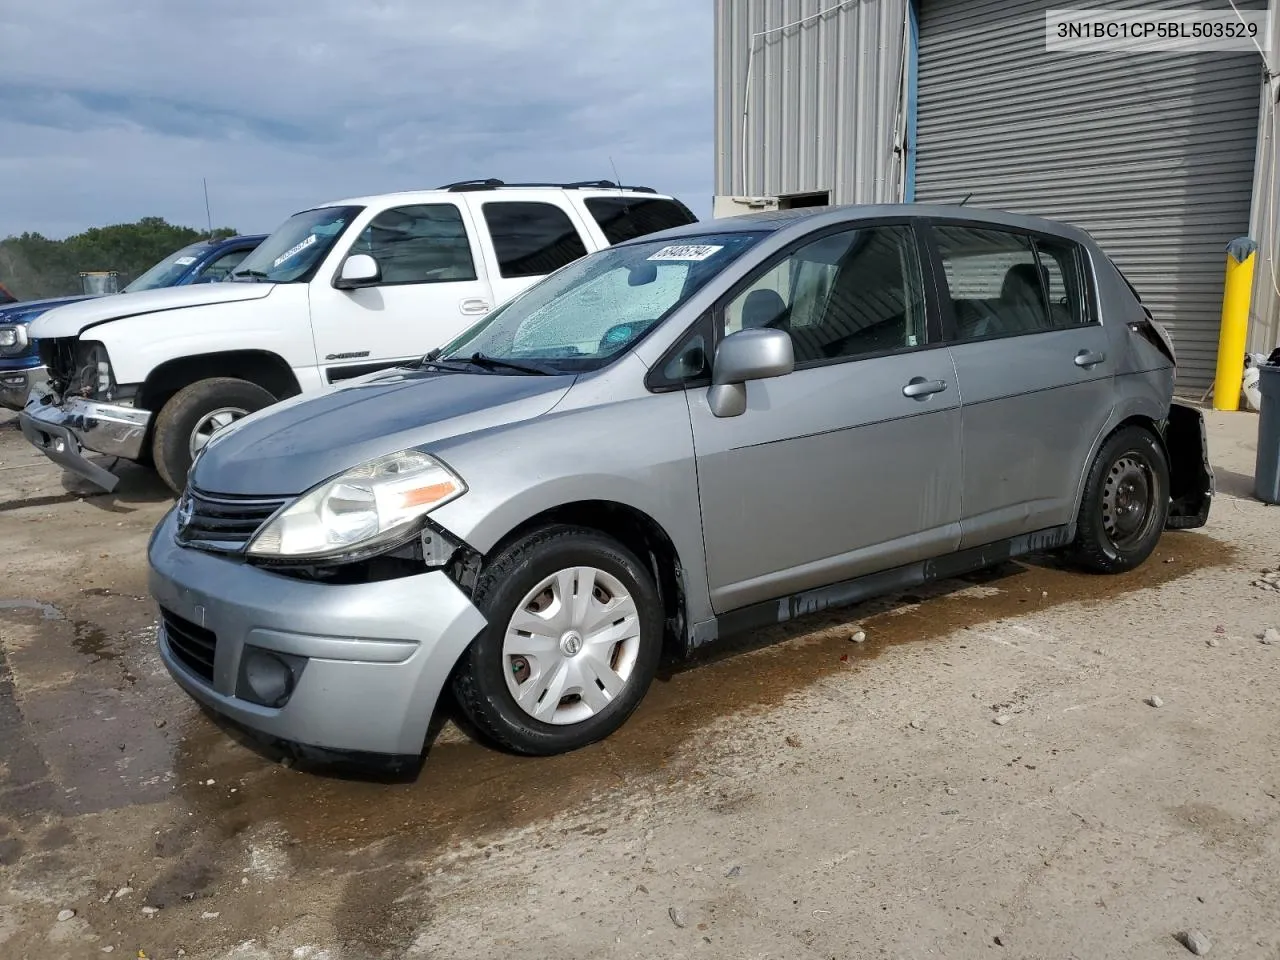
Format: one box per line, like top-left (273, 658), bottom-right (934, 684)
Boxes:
top-left (0, 217), bottom-right (239, 300)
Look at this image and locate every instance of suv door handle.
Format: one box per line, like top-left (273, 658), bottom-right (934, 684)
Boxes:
top-left (1074, 349), bottom-right (1106, 368)
top-left (902, 377), bottom-right (948, 399)
top-left (459, 298), bottom-right (491, 315)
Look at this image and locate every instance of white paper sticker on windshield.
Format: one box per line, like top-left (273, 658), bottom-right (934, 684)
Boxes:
top-left (647, 244), bottom-right (723, 262)
top-left (174, 256), bottom-right (197, 265)
top-left (273, 234), bottom-right (317, 268)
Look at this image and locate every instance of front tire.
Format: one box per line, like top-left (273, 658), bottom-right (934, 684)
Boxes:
top-left (451, 525), bottom-right (663, 756)
top-left (1069, 425), bottom-right (1170, 574)
top-left (151, 378), bottom-right (275, 494)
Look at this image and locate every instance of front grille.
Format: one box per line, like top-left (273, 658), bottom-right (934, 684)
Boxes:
top-left (176, 488), bottom-right (289, 553)
top-left (161, 608), bottom-right (217, 683)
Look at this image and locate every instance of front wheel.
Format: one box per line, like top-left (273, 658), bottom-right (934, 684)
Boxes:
top-left (151, 378), bottom-right (276, 494)
top-left (1069, 425), bottom-right (1170, 574)
top-left (451, 526), bottom-right (663, 756)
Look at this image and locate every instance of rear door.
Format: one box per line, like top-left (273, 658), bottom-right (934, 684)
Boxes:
top-left (308, 201), bottom-right (495, 383)
top-left (464, 196), bottom-right (595, 309)
top-left (925, 220), bottom-right (1115, 546)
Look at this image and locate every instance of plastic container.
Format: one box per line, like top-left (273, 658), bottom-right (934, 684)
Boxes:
top-left (1253, 363), bottom-right (1280, 503)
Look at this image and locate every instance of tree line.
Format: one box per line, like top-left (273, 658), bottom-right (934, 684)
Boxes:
top-left (0, 217), bottom-right (239, 300)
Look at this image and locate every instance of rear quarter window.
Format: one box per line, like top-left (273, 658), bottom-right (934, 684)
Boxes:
top-left (584, 197), bottom-right (698, 245)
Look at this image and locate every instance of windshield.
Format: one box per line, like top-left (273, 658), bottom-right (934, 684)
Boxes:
top-left (438, 232), bottom-right (767, 372)
top-left (231, 205), bottom-right (362, 283)
top-left (124, 242), bottom-right (214, 292)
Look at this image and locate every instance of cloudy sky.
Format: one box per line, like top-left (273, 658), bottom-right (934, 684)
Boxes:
top-left (0, 0), bottom-right (712, 240)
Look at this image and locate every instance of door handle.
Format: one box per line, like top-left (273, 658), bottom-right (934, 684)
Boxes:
top-left (459, 298), bottom-right (491, 315)
top-left (1074, 349), bottom-right (1106, 368)
top-left (902, 377), bottom-right (948, 399)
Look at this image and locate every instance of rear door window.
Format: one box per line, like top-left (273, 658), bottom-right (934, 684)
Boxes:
top-left (584, 197), bottom-right (698, 244)
top-left (932, 225), bottom-right (1053, 341)
top-left (481, 201), bottom-right (589, 278)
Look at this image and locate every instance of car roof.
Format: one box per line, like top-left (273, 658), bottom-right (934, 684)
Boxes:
top-left (316, 185), bottom-right (677, 208)
top-left (626, 203), bottom-right (1097, 247)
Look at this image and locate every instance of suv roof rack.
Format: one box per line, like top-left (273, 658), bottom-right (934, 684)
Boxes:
top-left (438, 178), bottom-right (658, 194)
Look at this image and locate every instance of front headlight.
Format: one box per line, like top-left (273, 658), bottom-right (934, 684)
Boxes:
top-left (246, 449), bottom-right (466, 560)
top-left (0, 325), bottom-right (27, 354)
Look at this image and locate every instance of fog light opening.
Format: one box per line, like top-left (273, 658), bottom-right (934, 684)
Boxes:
top-left (243, 650), bottom-right (297, 708)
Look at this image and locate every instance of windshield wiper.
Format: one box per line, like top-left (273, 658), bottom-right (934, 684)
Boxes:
top-left (463, 352), bottom-right (552, 376)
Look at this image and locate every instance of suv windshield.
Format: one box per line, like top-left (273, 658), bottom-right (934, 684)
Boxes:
top-left (438, 232), bottom-right (766, 372)
top-left (124, 242), bottom-right (214, 292)
top-left (231, 206), bottom-right (363, 283)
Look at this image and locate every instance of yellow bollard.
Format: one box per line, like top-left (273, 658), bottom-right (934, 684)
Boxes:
top-left (1212, 237), bottom-right (1259, 412)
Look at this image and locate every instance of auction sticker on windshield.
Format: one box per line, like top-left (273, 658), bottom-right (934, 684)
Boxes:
top-left (648, 244), bottom-right (724, 262)
top-left (174, 256), bottom-right (198, 265)
top-left (274, 234), bottom-right (317, 268)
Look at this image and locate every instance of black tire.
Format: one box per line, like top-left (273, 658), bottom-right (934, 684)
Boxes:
top-left (1069, 425), bottom-right (1170, 574)
top-left (451, 525), bottom-right (663, 756)
top-left (151, 378), bottom-right (276, 494)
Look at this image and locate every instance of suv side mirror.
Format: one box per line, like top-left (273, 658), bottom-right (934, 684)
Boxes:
top-left (334, 253), bottom-right (381, 290)
top-left (707, 328), bottom-right (794, 418)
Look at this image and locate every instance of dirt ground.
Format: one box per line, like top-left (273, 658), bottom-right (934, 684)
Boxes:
top-left (0, 404), bottom-right (1278, 960)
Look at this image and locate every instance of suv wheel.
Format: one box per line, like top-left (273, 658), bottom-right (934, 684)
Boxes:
top-left (451, 525), bottom-right (663, 755)
top-left (151, 378), bottom-right (275, 493)
top-left (1069, 425), bottom-right (1170, 574)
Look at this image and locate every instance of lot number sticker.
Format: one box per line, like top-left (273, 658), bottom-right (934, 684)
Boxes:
top-left (273, 234), bottom-right (317, 268)
top-left (648, 244), bottom-right (724, 262)
top-left (174, 256), bottom-right (198, 265)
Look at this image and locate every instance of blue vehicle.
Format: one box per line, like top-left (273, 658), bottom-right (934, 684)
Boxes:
top-left (0, 234), bottom-right (265, 410)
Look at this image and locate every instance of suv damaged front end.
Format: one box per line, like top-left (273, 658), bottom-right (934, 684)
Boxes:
top-left (20, 336), bottom-right (150, 493)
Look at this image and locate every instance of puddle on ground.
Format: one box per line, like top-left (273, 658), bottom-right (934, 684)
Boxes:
top-left (166, 530), bottom-right (1236, 862)
top-left (0, 598), bottom-right (65, 620)
top-left (71, 620), bottom-right (119, 663)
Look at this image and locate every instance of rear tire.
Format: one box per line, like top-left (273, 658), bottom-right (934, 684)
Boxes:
top-left (1069, 425), bottom-right (1169, 574)
top-left (151, 378), bottom-right (275, 494)
top-left (451, 525), bottom-right (663, 756)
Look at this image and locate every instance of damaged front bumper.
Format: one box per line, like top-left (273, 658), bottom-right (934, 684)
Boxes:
top-left (19, 384), bottom-right (152, 493)
top-left (1164, 401), bottom-right (1214, 529)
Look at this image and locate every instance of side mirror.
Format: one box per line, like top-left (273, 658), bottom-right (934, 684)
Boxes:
top-left (707, 328), bottom-right (794, 418)
top-left (334, 253), bottom-right (381, 290)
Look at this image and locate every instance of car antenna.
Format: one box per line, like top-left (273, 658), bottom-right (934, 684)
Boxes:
top-left (609, 156), bottom-right (631, 210)
top-left (958, 192), bottom-right (972, 206)
top-left (202, 177), bottom-right (214, 237)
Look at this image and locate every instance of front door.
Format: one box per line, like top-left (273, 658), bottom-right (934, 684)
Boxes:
top-left (926, 221), bottom-right (1116, 546)
top-left (308, 201), bottom-right (495, 383)
top-left (687, 222), bottom-right (964, 614)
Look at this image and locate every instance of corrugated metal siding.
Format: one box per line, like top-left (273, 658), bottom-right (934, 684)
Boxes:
top-left (1247, 0), bottom-right (1280, 357)
top-left (714, 0), bottom-right (909, 204)
top-left (913, 0), bottom-right (1264, 391)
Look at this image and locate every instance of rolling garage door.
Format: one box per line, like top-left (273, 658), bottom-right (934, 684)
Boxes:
top-left (913, 0), bottom-right (1264, 391)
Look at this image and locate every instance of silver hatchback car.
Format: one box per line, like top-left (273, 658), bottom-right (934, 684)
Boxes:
top-left (148, 204), bottom-right (1213, 766)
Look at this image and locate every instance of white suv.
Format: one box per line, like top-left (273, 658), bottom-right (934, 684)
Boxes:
top-left (21, 180), bottom-right (696, 493)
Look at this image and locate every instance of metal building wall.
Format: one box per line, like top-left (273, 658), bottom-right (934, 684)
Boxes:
top-left (913, 0), bottom-right (1265, 392)
top-left (713, 0), bottom-right (909, 207)
top-left (1247, 0), bottom-right (1280, 358)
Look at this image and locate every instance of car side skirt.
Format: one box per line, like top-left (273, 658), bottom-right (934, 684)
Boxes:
top-left (688, 523), bottom-right (1076, 650)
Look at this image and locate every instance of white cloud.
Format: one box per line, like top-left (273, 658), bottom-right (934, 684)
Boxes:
top-left (0, 0), bottom-right (712, 238)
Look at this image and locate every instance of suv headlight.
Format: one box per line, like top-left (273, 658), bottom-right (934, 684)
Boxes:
top-left (0, 324), bottom-right (28, 355)
top-left (246, 449), bottom-right (466, 560)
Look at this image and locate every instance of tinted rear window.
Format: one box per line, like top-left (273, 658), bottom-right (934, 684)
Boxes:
top-left (482, 201), bottom-right (589, 279)
top-left (585, 197), bottom-right (698, 245)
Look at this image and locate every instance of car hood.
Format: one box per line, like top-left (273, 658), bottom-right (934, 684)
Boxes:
top-left (0, 294), bottom-right (96, 323)
top-left (29, 282), bottom-right (276, 338)
top-left (190, 366), bottom-right (576, 496)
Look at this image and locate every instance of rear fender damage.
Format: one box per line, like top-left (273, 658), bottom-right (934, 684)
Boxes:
top-left (1162, 402), bottom-right (1213, 530)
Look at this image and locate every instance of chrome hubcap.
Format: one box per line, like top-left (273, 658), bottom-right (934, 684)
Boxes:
top-left (189, 406), bottom-right (249, 459)
top-left (503, 566), bottom-right (641, 725)
top-left (1102, 454), bottom-right (1154, 549)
